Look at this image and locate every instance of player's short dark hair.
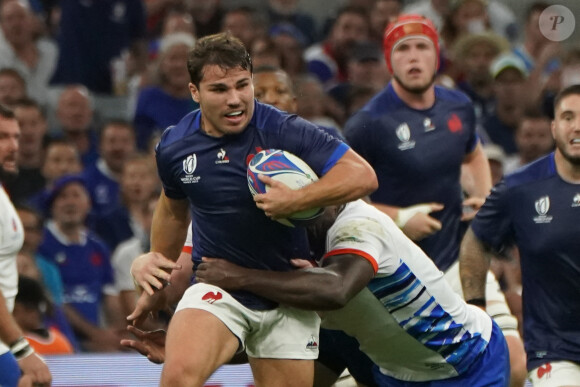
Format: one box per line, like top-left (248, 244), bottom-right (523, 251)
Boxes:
top-left (187, 31), bottom-right (252, 87)
top-left (554, 84), bottom-right (580, 112)
top-left (0, 103), bottom-right (15, 119)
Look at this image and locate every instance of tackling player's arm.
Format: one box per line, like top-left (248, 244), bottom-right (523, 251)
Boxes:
top-left (459, 228), bottom-right (494, 308)
top-left (255, 149), bottom-right (378, 218)
top-left (195, 254), bottom-right (375, 310)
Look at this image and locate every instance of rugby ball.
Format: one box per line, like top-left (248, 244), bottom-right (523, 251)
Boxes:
top-left (247, 149), bottom-right (324, 227)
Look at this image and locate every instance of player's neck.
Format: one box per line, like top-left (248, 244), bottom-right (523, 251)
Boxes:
top-left (392, 81), bottom-right (435, 110)
top-left (554, 150), bottom-right (580, 184)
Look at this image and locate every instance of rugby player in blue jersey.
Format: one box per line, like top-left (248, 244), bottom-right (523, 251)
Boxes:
top-left (461, 84), bottom-right (580, 386)
top-left (129, 32), bottom-right (377, 387)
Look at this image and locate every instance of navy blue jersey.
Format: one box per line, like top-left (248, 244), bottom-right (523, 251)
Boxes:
top-left (471, 153), bottom-right (580, 370)
top-left (344, 83), bottom-right (477, 271)
top-left (82, 160), bottom-right (120, 219)
top-left (156, 101), bottom-right (349, 310)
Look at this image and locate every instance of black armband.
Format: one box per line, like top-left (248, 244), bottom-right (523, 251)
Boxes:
top-left (466, 298), bottom-right (486, 307)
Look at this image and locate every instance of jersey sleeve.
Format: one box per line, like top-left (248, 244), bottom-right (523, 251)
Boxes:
top-left (470, 180), bottom-right (514, 252)
top-left (155, 130), bottom-right (187, 200)
top-left (277, 115), bottom-right (349, 176)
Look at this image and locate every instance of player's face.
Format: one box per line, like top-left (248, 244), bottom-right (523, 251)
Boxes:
top-left (190, 65), bottom-right (254, 137)
top-left (391, 37), bottom-right (437, 94)
top-left (552, 94), bottom-right (580, 165)
top-left (253, 71), bottom-right (297, 113)
top-left (0, 116), bottom-right (20, 178)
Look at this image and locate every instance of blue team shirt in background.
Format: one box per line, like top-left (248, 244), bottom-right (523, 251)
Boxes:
top-left (38, 223), bottom-right (114, 326)
top-left (471, 153), bottom-right (580, 370)
top-left (345, 83), bottom-right (477, 271)
top-left (156, 101), bottom-right (349, 310)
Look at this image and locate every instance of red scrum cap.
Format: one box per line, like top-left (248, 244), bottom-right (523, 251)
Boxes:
top-left (383, 14), bottom-right (439, 73)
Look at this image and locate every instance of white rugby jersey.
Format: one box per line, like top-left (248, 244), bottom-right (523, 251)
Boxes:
top-left (319, 200), bottom-right (492, 382)
top-left (0, 185), bottom-right (23, 313)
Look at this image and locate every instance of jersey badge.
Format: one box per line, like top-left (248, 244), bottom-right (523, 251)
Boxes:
top-left (181, 154), bottom-right (201, 184)
top-left (572, 193), bottom-right (580, 207)
top-left (396, 123), bottom-right (415, 150)
top-left (306, 335), bottom-right (318, 350)
top-left (423, 117), bottom-right (436, 132)
top-left (533, 196), bottom-right (553, 224)
top-left (202, 291), bottom-right (223, 304)
top-left (447, 113), bottom-right (463, 133)
top-left (215, 148), bottom-right (230, 164)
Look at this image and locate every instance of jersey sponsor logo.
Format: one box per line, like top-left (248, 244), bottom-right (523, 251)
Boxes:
top-left (181, 154), bottom-right (201, 184)
top-left (572, 193), bottom-right (580, 207)
top-left (533, 196), bottom-right (553, 223)
top-left (201, 291), bottom-right (222, 304)
top-left (215, 148), bottom-right (230, 164)
top-left (64, 285), bottom-right (98, 304)
top-left (447, 113), bottom-right (462, 133)
top-left (537, 362), bottom-right (552, 379)
top-left (423, 117), bottom-right (435, 132)
top-left (306, 335), bottom-right (318, 350)
top-left (55, 252), bottom-right (67, 264)
top-left (396, 123), bottom-right (415, 150)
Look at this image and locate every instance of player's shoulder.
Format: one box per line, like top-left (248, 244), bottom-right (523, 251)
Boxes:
top-left (503, 153), bottom-right (557, 189)
top-left (158, 109), bottom-right (200, 149)
top-left (434, 85), bottom-right (472, 105)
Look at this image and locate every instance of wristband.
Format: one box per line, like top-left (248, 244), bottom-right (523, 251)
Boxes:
top-left (466, 298), bottom-right (486, 308)
top-left (9, 337), bottom-right (34, 360)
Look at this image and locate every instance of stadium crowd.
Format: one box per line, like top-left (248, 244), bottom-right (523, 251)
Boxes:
top-left (0, 0), bottom-right (578, 386)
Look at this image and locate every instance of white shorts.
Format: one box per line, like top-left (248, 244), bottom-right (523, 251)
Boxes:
top-left (444, 260), bottom-right (520, 337)
top-left (175, 283), bottom-right (320, 359)
top-left (528, 361), bottom-right (580, 386)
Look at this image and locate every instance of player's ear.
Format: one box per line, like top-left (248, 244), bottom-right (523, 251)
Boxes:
top-left (189, 82), bottom-right (200, 103)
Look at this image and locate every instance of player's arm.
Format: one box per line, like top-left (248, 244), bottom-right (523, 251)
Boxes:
top-left (371, 202), bottom-right (444, 241)
top-left (461, 142), bottom-right (492, 220)
top-left (255, 149), bottom-right (378, 218)
top-left (196, 254), bottom-right (375, 310)
top-left (459, 227), bottom-right (494, 308)
top-left (131, 191), bottom-right (189, 295)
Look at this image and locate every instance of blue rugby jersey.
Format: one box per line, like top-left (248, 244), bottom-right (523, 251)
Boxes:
top-left (156, 100), bottom-right (349, 310)
top-left (471, 153), bottom-right (580, 371)
top-left (345, 83), bottom-right (478, 271)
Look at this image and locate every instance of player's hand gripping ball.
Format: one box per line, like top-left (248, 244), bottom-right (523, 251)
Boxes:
top-left (247, 149), bottom-right (324, 227)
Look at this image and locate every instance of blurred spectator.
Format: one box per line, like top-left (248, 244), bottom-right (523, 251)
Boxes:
top-left (250, 37), bottom-right (283, 70)
top-left (559, 47), bottom-right (580, 90)
top-left (133, 33), bottom-right (197, 150)
top-left (111, 194), bottom-right (157, 319)
top-left (405, 0), bottom-right (517, 42)
top-left (147, 8), bottom-right (196, 60)
top-left (3, 98), bottom-right (47, 200)
top-left (95, 153), bottom-right (159, 252)
top-left (38, 175), bottom-right (124, 352)
top-left (0, 67), bottom-right (26, 107)
top-left (187, 0), bottom-right (224, 38)
top-left (268, 23), bottom-right (308, 76)
top-left (13, 276), bottom-right (74, 355)
top-left (370, 0), bottom-right (403, 42)
top-left (221, 6), bottom-right (266, 51)
top-left (50, 0), bottom-right (147, 96)
top-left (453, 32), bottom-right (509, 127)
top-left (482, 53), bottom-right (529, 155)
top-left (27, 139), bottom-right (82, 212)
top-left (513, 2), bottom-right (561, 112)
top-left (440, 0), bottom-right (492, 50)
top-left (267, 0), bottom-right (318, 45)
top-left (82, 120), bottom-right (136, 220)
top-left (503, 110), bottom-right (553, 174)
top-left (328, 40), bottom-right (390, 112)
top-left (143, 0), bottom-right (184, 39)
top-left (293, 74), bottom-right (343, 129)
top-left (53, 85), bottom-right (99, 166)
top-left (0, 0), bottom-right (57, 103)
top-left (346, 85), bottom-right (379, 117)
top-left (304, 6), bottom-right (370, 86)
top-left (482, 143), bottom-right (506, 185)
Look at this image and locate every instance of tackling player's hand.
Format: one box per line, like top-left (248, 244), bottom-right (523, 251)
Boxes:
top-left (253, 174), bottom-right (300, 218)
top-left (127, 290), bottom-right (171, 328)
top-left (121, 325), bottom-right (166, 364)
top-left (195, 257), bottom-right (247, 290)
top-left (131, 252), bottom-right (182, 296)
top-left (461, 197), bottom-right (485, 222)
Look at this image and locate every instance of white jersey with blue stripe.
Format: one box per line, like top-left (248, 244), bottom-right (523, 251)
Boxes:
top-left (319, 200), bottom-right (492, 382)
